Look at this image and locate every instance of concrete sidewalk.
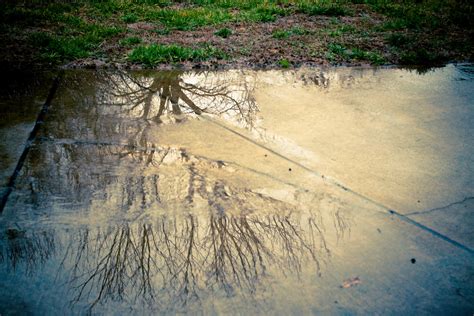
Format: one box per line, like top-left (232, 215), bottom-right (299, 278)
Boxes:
top-left (0, 65), bottom-right (472, 315)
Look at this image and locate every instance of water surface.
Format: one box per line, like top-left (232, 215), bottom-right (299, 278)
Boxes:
top-left (0, 65), bottom-right (473, 314)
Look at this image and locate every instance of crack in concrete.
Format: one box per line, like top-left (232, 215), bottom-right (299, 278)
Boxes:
top-left (405, 196), bottom-right (474, 216)
top-left (203, 115), bottom-right (474, 256)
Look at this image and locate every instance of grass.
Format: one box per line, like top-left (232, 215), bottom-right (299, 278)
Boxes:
top-left (272, 27), bottom-right (311, 39)
top-left (144, 7), bottom-right (232, 30)
top-left (0, 0), bottom-right (472, 67)
top-left (327, 43), bottom-right (385, 65)
top-left (121, 13), bottom-right (138, 23)
top-left (272, 30), bottom-right (292, 39)
top-left (385, 32), bottom-right (447, 65)
top-left (128, 44), bottom-right (227, 66)
top-left (29, 23), bottom-right (123, 62)
top-left (215, 28), bottom-right (232, 38)
top-left (328, 24), bottom-right (356, 37)
top-left (120, 36), bottom-right (142, 47)
top-left (297, 1), bottom-right (350, 17)
top-left (236, 5), bottom-right (288, 23)
top-left (278, 59), bottom-right (291, 68)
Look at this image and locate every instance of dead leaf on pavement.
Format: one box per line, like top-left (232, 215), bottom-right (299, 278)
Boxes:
top-left (341, 276), bottom-right (361, 288)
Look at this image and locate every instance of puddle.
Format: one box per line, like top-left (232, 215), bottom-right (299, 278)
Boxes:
top-left (0, 69), bottom-right (53, 188)
top-left (0, 65), bottom-right (473, 314)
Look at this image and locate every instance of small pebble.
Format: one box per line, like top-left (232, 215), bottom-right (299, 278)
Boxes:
top-left (288, 168), bottom-right (292, 171)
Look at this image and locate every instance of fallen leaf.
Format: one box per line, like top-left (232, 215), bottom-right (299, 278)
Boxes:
top-left (341, 276), bottom-right (361, 288)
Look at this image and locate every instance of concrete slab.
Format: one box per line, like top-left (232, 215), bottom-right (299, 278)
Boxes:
top-left (407, 197), bottom-right (474, 250)
top-left (255, 65), bottom-right (474, 214)
top-left (0, 66), bottom-right (472, 314)
top-left (0, 69), bottom-right (53, 188)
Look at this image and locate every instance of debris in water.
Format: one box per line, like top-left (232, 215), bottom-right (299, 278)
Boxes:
top-left (341, 276), bottom-right (361, 288)
top-left (411, 258), bottom-right (416, 264)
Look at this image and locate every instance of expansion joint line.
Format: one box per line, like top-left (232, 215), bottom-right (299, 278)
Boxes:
top-left (0, 72), bottom-right (63, 213)
top-left (201, 114), bottom-right (474, 256)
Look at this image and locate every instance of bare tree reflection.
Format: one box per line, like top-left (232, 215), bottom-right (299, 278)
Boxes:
top-left (0, 69), bottom-right (356, 312)
top-left (0, 228), bottom-right (56, 274)
top-left (5, 136), bottom-right (353, 313)
top-left (97, 70), bottom-right (258, 129)
top-left (64, 204), bottom-right (345, 312)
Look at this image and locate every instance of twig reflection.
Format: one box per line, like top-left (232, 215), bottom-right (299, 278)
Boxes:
top-left (65, 205), bottom-right (345, 312)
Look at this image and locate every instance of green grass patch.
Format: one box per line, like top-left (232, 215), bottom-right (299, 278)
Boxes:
top-left (128, 44), bottom-right (227, 66)
top-left (215, 27), bottom-right (232, 38)
top-left (120, 36), bottom-right (142, 46)
top-left (327, 43), bottom-right (385, 64)
top-left (236, 5), bottom-right (288, 23)
top-left (399, 48), bottom-right (443, 65)
top-left (386, 33), bottom-right (411, 47)
top-left (272, 26), bottom-right (311, 39)
top-left (278, 58), bottom-right (291, 68)
top-left (297, 1), bottom-right (350, 17)
top-left (121, 13), bottom-right (138, 23)
top-left (144, 7), bottom-right (232, 30)
top-left (328, 24), bottom-right (356, 37)
top-left (2, 0), bottom-right (472, 67)
top-left (272, 29), bottom-right (291, 39)
top-left (290, 26), bottom-right (311, 35)
top-left (28, 23), bottom-right (123, 62)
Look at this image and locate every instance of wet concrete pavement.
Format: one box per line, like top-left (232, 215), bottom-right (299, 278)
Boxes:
top-left (0, 65), bottom-right (473, 314)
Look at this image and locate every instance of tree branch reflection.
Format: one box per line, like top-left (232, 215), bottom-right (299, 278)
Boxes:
top-left (0, 69), bottom-right (355, 312)
top-left (0, 228), bottom-right (56, 274)
top-left (65, 204), bottom-right (346, 312)
top-left (97, 70), bottom-right (258, 129)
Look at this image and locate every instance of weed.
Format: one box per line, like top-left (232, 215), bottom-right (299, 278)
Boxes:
top-left (386, 33), bottom-right (410, 47)
top-left (215, 28), bottom-right (232, 38)
top-left (120, 36), bottom-right (142, 46)
top-left (128, 44), bottom-right (226, 66)
top-left (122, 13), bottom-right (138, 23)
top-left (351, 48), bottom-right (385, 65)
top-left (327, 21), bottom-right (357, 37)
top-left (273, 27), bottom-right (310, 39)
top-left (278, 58), bottom-right (291, 68)
top-left (29, 32), bottom-right (53, 47)
top-left (328, 43), bottom-right (348, 56)
top-left (145, 7), bottom-right (231, 30)
top-left (237, 5), bottom-right (287, 23)
top-left (2, 0), bottom-right (472, 67)
top-left (154, 28), bottom-right (171, 35)
top-left (298, 1), bottom-right (349, 17)
top-left (272, 30), bottom-right (291, 39)
top-left (399, 48), bottom-right (446, 66)
top-left (290, 27), bottom-right (310, 35)
top-left (28, 23), bottom-right (123, 62)
top-left (327, 43), bottom-right (385, 64)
